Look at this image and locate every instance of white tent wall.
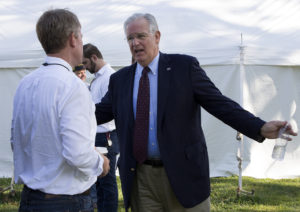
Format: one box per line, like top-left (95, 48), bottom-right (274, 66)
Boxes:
top-left (239, 65), bottom-right (300, 178)
top-left (202, 64), bottom-right (300, 178)
top-left (1, 0), bottom-right (300, 178)
top-left (0, 68), bottom-right (33, 177)
top-left (1, 64), bottom-right (300, 178)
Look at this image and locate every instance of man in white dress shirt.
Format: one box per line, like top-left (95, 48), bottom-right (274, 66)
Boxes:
top-left (83, 43), bottom-right (120, 212)
top-left (10, 9), bottom-right (109, 212)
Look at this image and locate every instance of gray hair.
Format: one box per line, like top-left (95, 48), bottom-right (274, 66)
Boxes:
top-left (123, 13), bottom-right (159, 34)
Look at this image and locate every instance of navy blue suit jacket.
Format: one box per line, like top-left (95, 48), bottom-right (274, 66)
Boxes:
top-left (95, 53), bottom-right (265, 209)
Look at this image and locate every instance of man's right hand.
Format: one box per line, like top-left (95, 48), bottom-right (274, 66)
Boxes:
top-left (99, 154), bottom-right (110, 178)
top-left (260, 121), bottom-right (297, 140)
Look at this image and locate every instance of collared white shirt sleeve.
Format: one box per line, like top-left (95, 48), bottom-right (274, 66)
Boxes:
top-left (90, 64), bottom-right (116, 133)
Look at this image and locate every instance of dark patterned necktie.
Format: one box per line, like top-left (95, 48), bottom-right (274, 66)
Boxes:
top-left (133, 67), bottom-right (150, 164)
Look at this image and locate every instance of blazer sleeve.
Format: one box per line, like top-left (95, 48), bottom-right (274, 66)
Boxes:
top-left (190, 57), bottom-right (265, 142)
top-left (95, 76), bottom-right (114, 125)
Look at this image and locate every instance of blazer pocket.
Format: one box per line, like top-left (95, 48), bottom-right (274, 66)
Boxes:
top-left (185, 142), bottom-right (208, 167)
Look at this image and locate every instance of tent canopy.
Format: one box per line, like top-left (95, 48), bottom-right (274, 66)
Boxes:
top-left (1, 0), bottom-right (300, 67)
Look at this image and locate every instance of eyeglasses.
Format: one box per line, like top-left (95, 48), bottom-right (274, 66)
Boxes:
top-left (126, 32), bottom-right (152, 44)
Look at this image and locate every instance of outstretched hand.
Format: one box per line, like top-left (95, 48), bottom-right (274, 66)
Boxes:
top-left (260, 121), bottom-right (297, 141)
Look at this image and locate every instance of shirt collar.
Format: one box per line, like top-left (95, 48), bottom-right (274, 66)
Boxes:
top-left (95, 63), bottom-right (110, 77)
top-left (136, 53), bottom-right (160, 75)
top-left (44, 56), bottom-right (72, 72)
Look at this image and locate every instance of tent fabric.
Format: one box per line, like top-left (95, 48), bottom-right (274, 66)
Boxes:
top-left (203, 65), bottom-right (300, 178)
top-left (0, 68), bottom-right (33, 177)
top-left (2, 0), bottom-right (300, 67)
top-left (1, 0), bottom-right (300, 178)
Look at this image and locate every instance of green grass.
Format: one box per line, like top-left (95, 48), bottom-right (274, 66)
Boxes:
top-left (210, 176), bottom-right (300, 212)
top-left (1, 176), bottom-right (299, 212)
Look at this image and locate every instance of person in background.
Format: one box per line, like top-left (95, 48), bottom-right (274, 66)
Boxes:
top-left (74, 63), bottom-right (90, 88)
top-left (83, 43), bottom-right (120, 212)
top-left (73, 63), bottom-right (87, 81)
top-left (94, 13), bottom-right (297, 212)
top-left (10, 9), bottom-right (109, 212)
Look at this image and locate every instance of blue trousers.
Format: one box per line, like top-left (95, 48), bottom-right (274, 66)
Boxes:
top-left (19, 185), bottom-right (93, 212)
top-left (92, 130), bottom-right (119, 212)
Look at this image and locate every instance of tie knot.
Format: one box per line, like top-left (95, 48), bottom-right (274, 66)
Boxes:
top-left (142, 66), bottom-right (150, 76)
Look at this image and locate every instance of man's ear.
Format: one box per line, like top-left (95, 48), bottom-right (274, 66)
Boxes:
top-left (155, 30), bottom-right (161, 44)
top-left (90, 54), bottom-right (98, 62)
top-left (69, 32), bottom-right (77, 48)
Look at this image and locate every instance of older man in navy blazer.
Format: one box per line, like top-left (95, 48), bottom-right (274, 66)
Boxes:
top-left (95, 13), bottom-right (297, 212)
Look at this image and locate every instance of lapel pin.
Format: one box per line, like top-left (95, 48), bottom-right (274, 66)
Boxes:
top-left (166, 67), bottom-right (171, 71)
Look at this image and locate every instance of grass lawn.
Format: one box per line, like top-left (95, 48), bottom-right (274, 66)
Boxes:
top-left (1, 176), bottom-right (299, 211)
top-left (210, 176), bottom-right (300, 211)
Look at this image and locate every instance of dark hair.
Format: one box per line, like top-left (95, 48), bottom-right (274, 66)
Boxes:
top-left (83, 43), bottom-right (103, 59)
top-left (36, 9), bottom-right (81, 54)
top-left (73, 64), bottom-right (85, 72)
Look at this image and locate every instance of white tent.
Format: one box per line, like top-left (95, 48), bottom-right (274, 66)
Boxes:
top-left (1, 0), bottom-right (300, 179)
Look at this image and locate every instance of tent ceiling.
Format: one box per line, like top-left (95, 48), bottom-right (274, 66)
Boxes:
top-left (1, 0), bottom-right (300, 66)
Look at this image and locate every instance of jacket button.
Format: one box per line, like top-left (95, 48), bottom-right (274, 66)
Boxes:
top-left (130, 168), bottom-right (135, 171)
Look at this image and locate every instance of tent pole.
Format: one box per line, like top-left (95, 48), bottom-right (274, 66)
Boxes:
top-left (237, 33), bottom-right (254, 197)
top-left (236, 132), bottom-right (243, 191)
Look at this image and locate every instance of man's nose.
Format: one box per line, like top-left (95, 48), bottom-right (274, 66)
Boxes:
top-left (132, 37), bottom-right (140, 46)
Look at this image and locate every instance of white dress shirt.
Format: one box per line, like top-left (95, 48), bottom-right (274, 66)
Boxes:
top-left (11, 56), bottom-right (103, 195)
top-left (90, 64), bottom-right (116, 133)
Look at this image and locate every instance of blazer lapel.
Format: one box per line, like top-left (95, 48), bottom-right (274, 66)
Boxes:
top-left (157, 53), bottom-right (171, 128)
top-left (124, 63), bottom-right (136, 131)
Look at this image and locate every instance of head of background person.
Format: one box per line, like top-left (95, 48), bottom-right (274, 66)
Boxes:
top-left (36, 8), bottom-right (83, 68)
top-left (124, 13), bottom-right (161, 67)
top-left (73, 64), bottom-right (87, 81)
top-left (82, 43), bottom-right (106, 74)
